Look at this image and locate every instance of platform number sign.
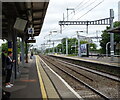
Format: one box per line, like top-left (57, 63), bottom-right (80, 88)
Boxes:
top-left (28, 28), bottom-right (34, 34)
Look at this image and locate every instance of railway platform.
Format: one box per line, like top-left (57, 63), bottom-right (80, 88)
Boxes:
top-left (74, 56), bottom-right (120, 67)
top-left (2, 55), bottom-right (82, 100)
top-left (2, 56), bottom-right (42, 99)
top-left (50, 54), bottom-right (120, 67)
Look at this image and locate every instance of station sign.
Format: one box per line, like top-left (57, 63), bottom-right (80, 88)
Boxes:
top-left (26, 39), bottom-right (36, 43)
top-left (14, 18), bottom-right (27, 33)
top-left (80, 44), bottom-right (89, 57)
top-left (28, 28), bottom-right (34, 35)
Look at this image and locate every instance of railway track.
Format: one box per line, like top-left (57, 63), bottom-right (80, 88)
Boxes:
top-left (49, 56), bottom-right (120, 82)
top-left (49, 55), bottom-right (120, 77)
top-left (39, 55), bottom-right (119, 100)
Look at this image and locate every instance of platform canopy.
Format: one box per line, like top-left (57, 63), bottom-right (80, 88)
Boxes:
top-left (107, 26), bottom-right (120, 34)
top-left (2, 2), bottom-right (49, 40)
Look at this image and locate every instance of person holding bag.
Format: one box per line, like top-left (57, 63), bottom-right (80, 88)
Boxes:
top-left (5, 51), bottom-right (15, 88)
top-left (2, 50), bottom-right (7, 76)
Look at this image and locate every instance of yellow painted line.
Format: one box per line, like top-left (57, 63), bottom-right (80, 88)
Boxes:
top-left (36, 55), bottom-right (47, 100)
top-left (37, 56), bottom-right (60, 98)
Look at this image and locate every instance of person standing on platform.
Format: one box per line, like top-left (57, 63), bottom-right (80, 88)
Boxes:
top-left (2, 50), bottom-right (6, 76)
top-left (30, 51), bottom-right (33, 59)
top-left (5, 51), bottom-right (15, 88)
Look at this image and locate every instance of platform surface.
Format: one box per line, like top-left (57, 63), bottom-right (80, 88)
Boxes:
top-left (51, 54), bottom-right (120, 67)
top-left (2, 55), bottom-right (82, 99)
top-left (3, 56), bottom-right (42, 99)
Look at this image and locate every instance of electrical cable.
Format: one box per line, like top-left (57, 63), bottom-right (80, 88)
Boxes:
top-left (60, 0), bottom-right (104, 33)
top-left (77, 0), bottom-right (104, 20)
top-left (70, 0), bottom-right (97, 20)
top-left (65, 0), bottom-right (90, 20)
top-left (44, 0), bottom-right (105, 43)
top-left (48, 0), bottom-right (91, 33)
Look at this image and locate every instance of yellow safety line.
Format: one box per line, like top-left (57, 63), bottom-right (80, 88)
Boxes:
top-left (36, 55), bottom-right (47, 100)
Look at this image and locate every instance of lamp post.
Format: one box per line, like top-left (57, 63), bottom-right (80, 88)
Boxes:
top-left (76, 31), bottom-right (84, 57)
top-left (50, 31), bottom-right (58, 54)
top-left (74, 40), bottom-right (77, 55)
top-left (106, 42), bottom-right (110, 57)
top-left (52, 41), bottom-right (55, 54)
top-left (44, 30), bottom-right (58, 54)
top-left (66, 37), bottom-right (68, 55)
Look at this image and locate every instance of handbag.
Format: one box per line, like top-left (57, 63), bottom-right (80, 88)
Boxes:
top-left (6, 64), bottom-right (12, 70)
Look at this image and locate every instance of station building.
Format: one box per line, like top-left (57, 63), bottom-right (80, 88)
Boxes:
top-left (1, 2), bottom-right (49, 79)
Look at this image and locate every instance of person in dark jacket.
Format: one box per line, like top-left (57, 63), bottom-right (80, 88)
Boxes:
top-left (2, 50), bottom-right (6, 75)
top-left (5, 51), bottom-right (15, 88)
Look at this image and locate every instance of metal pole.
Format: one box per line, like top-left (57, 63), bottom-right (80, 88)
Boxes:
top-left (86, 22), bottom-right (89, 34)
top-left (56, 47), bottom-right (58, 53)
top-left (78, 37), bottom-right (81, 57)
top-left (53, 41), bottom-right (54, 54)
top-left (77, 32), bottom-right (81, 57)
top-left (13, 31), bottom-right (17, 79)
top-left (66, 8), bottom-right (75, 21)
top-left (0, 2), bottom-right (1, 98)
top-left (66, 38), bottom-right (68, 55)
top-left (63, 13), bottom-right (65, 21)
top-left (110, 9), bottom-right (114, 61)
top-left (25, 41), bottom-right (28, 63)
top-left (106, 42), bottom-right (110, 57)
top-left (21, 37), bottom-right (25, 66)
top-left (67, 8), bottom-right (68, 21)
top-left (48, 34), bottom-right (50, 54)
top-left (75, 41), bottom-right (76, 55)
top-left (60, 25), bottom-right (62, 34)
top-left (62, 43), bottom-right (64, 54)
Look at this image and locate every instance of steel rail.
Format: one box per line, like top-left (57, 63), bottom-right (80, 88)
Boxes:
top-left (50, 57), bottom-right (120, 82)
top-left (46, 56), bottom-right (93, 81)
top-left (40, 55), bottom-right (110, 100)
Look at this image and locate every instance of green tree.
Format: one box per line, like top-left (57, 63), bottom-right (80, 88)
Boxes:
top-left (100, 21), bottom-right (120, 54)
top-left (53, 37), bottom-right (97, 55)
top-left (89, 43), bottom-right (97, 51)
top-left (0, 39), bottom-right (32, 54)
top-left (1, 42), bottom-right (8, 52)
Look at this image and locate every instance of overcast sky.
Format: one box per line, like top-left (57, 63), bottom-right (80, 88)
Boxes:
top-left (0, 0), bottom-right (120, 48)
top-left (34, 0), bottom-right (120, 49)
